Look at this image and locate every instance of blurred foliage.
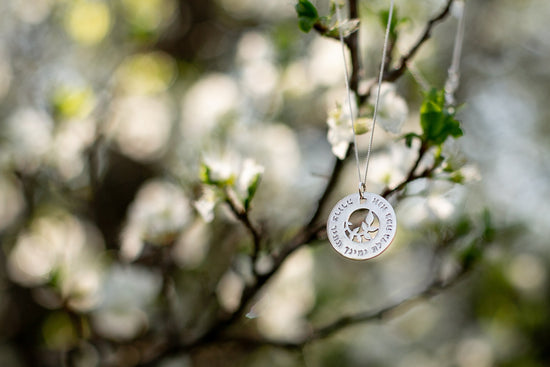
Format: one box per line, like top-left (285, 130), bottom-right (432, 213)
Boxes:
top-left (420, 88), bottom-right (463, 146)
top-left (295, 0), bottom-right (319, 33)
top-left (403, 88), bottom-right (463, 149)
top-left (0, 0), bottom-right (549, 367)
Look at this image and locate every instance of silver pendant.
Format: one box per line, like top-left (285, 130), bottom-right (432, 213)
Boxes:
top-left (327, 192), bottom-right (396, 260)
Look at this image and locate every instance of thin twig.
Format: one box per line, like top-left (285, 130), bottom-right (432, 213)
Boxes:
top-left (217, 260), bottom-right (471, 349)
top-left (224, 190), bottom-right (262, 268)
top-left (308, 267), bottom-right (467, 342)
top-left (307, 153), bottom-right (348, 228)
top-left (384, 0), bottom-right (455, 82)
top-left (347, 0), bottom-right (361, 93)
top-left (381, 142), bottom-right (428, 198)
top-left (380, 140), bottom-right (449, 199)
top-left (313, 1), bottom-right (361, 92)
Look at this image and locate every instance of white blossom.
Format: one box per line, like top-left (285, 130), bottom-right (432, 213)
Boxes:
top-left (181, 74), bottom-right (239, 138)
top-left (7, 213), bottom-right (104, 311)
top-left (173, 221), bottom-right (210, 268)
top-left (202, 151), bottom-right (241, 184)
top-left (398, 182), bottom-right (466, 228)
top-left (198, 152), bottom-right (265, 221)
top-left (194, 187), bottom-right (218, 223)
top-left (326, 94), bottom-right (358, 160)
top-left (216, 269), bottom-right (245, 312)
top-left (370, 82), bottom-right (409, 134)
top-left (308, 38), bottom-right (347, 87)
top-left (236, 158), bottom-right (264, 199)
top-left (326, 84), bottom-right (407, 159)
top-left (253, 248), bottom-right (315, 341)
top-left (122, 179), bottom-right (191, 260)
top-left (93, 264), bottom-right (162, 341)
top-left (5, 108), bottom-right (53, 173)
top-left (50, 117), bottom-right (96, 180)
top-left (106, 95), bottom-right (172, 162)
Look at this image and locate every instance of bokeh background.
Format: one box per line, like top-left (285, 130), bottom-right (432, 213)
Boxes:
top-left (1, 0), bottom-right (549, 366)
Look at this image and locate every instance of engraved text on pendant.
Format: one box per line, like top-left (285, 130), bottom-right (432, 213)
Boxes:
top-left (327, 192), bottom-right (396, 260)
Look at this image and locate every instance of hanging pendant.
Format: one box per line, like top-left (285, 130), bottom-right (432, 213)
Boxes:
top-left (327, 192), bottom-right (396, 260)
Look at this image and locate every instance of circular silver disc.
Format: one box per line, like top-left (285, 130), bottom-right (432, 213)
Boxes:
top-left (327, 192), bottom-right (396, 260)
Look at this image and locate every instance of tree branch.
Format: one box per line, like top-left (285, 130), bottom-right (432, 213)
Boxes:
top-left (307, 154), bottom-right (348, 228)
top-left (187, 0), bottom-right (452, 349)
top-left (381, 141), bottom-right (428, 198)
top-left (204, 0), bottom-right (449, 340)
top-left (347, 0), bottom-right (361, 93)
top-left (381, 140), bottom-right (449, 199)
top-left (384, 0), bottom-right (455, 82)
top-left (224, 190), bottom-right (262, 269)
top-left (308, 267), bottom-right (467, 342)
top-left (135, 1), bottom-right (462, 364)
top-left (216, 255), bottom-right (472, 350)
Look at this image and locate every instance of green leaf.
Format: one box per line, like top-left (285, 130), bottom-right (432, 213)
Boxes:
top-left (295, 0), bottom-right (319, 32)
top-left (51, 85), bottom-right (94, 119)
top-left (420, 88), bottom-right (463, 147)
top-left (378, 7), bottom-right (405, 41)
top-left (401, 132), bottom-right (421, 148)
top-left (243, 173), bottom-right (261, 210)
top-left (199, 163), bottom-right (212, 184)
top-left (442, 162), bottom-right (455, 173)
top-left (449, 171), bottom-right (465, 184)
top-left (199, 163), bottom-right (234, 187)
top-left (459, 240), bottom-right (483, 271)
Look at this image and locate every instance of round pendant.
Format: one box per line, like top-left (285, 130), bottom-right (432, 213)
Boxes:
top-left (327, 192), bottom-right (396, 260)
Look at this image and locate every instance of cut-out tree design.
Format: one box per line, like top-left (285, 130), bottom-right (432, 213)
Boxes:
top-left (345, 210), bottom-right (379, 242)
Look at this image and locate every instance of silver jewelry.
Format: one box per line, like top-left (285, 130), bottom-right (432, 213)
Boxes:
top-left (328, 0), bottom-right (397, 260)
top-left (327, 192), bottom-right (396, 260)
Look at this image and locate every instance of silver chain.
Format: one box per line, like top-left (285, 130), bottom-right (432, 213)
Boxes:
top-left (335, 0), bottom-right (395, 196)
top-left (445, 0), bottom-right (466, 107)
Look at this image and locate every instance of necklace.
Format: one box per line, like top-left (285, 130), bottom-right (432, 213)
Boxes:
top-left (444, 0), bottom-right (466, 107)
top-left (327, 0), bottom-right (397, 260)
top-left (327, 0), bottom-right (466, 260)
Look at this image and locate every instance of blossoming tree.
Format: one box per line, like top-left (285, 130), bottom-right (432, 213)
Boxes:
top-left (1, 0), bottom-right (547, 366)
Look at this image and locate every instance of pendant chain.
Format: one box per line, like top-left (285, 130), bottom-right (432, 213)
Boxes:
top-left (335, 0), bottom-right (395, 196)
top-left (444, 0), bottom-right (466, 107)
